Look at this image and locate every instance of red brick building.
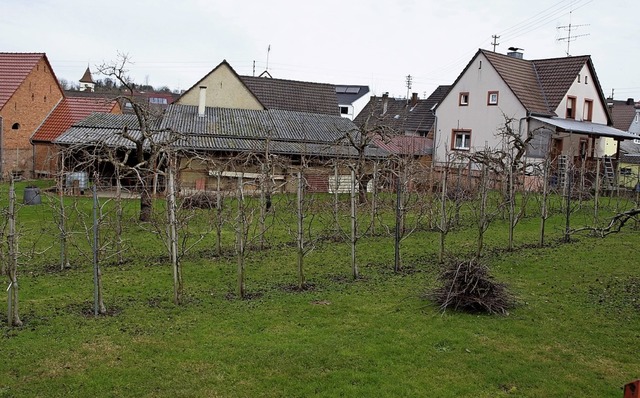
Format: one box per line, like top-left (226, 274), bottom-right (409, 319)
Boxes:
top-left (31, 97), bottom-right (121, 176)
top-left (0, 53), bottom-right (64, 178)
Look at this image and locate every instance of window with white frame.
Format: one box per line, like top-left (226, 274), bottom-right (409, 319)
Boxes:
top-left (459, 92), bottom-right (469, 106)
top-left (452, 129), bottom-right (471, 150)
top-left (487, 91), bottom-right (499, 106)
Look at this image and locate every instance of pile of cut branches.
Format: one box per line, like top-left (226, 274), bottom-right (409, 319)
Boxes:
top-left (181, 192), bottom-right (218, 209)
top-left (430, 257), bottom-right (515, 315)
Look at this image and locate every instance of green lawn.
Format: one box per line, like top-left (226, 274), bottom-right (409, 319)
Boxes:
top-left (1, 182), bottom-right (639, 397)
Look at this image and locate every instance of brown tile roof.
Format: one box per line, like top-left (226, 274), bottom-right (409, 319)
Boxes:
top-left (0, 52), bottom-right (45, 110)
top-left (31, 97), bottom-right (119, 142)
top-left (354, 85), bottom-right (451, 134)
top-left (481, 50), bottom-right (551, 115)
top-left (475, 50), bottom-right (606, 120)
top-left (240, 75), bottom-right (340, 116)
top-left (80, 66), bottom-right (94, 83)
top-left (608, 99), bottom-right (637, 131)
top-left (532, 55), bottom-right (590, 110)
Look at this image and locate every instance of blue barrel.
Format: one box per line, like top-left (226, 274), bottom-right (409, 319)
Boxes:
top-left (23, 186), bottom-right (41, 205)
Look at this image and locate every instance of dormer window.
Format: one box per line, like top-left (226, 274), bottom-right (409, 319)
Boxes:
top-left (459, 92), bottom-right (469, 106)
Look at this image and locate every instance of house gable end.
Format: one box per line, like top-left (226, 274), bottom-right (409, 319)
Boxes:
top-left (175, 60), bottom-right (265, 110)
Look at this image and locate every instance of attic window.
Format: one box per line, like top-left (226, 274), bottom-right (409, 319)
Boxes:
top-left (585, 76), bottom-right (588, 84)
top-left (487, 91), bottom-right (499, 106)
top-left (12, 123), bottom-right (20, 130)
top-left (459, 92), bottom-right (469, 106)
top-left (577, 75), bottom-right (581, 83)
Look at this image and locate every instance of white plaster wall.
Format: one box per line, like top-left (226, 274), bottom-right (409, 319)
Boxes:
top-left (434, 52), bottom-right (527, 163)
top-left (177, 64), bottom-right (264, 110)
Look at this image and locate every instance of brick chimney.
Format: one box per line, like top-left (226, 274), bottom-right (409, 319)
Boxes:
top-left (411, 92), bottom-right (418, 107)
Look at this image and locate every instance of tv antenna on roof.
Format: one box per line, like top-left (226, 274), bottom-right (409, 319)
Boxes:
top-left (557, 10), bottom-right (589, 56)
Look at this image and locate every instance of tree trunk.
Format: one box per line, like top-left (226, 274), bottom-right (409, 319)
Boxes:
top-left (594, 157), bottom-right (600, 226)
top-left (477, 162), bottom-right (488, 258)
top-left (370, 161), bottom-right (378, 236)
top-left (350, 168), bottom-right (359, 279)
top-left (333, 161), bottom-right (340, 234)
top-left (216, 172), bottom-right (223, 257)
top-left (394, 173), bottom-right (403, 273)
top-left (139, 176), bottom-right (153, 222)
top-left (92, 183), bottom-right (107, 316)
top-left (236, 175), bottom-right (246, 299)
top-left (115, 165), bottom-right (124, 265)
top-left (296, 172), bottom-right (305, 289)
top-left (564, 166), bottom-right (572, 243)
top-left (507, 158), bottom-right (515, 252)
top-left (58, 152), bottom-right (70, 270)
top-left (7, 179), bottom-right (22, 327)
top-left (167, 155), bottom-right (182, 305)
top-left (539, 158), bottom-right (549, 247)
top-left (439, 165), bottom-right (449, 263)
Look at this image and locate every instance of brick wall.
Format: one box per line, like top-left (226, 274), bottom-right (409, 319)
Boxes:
top-left (0, 57), bottom-right (64, 178)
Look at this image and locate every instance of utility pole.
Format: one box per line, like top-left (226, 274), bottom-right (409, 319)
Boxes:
top-left (405, 74), bottom-right (412, 101)
top-left (491, 35), bottom-right (500, 52)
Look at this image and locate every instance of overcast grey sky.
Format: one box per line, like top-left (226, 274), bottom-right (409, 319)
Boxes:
top-left (2, 0), bottom-right (638, 101)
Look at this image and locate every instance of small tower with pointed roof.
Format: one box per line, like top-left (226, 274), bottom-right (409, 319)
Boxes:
top-left (79, 66), bottom-right (95, 92)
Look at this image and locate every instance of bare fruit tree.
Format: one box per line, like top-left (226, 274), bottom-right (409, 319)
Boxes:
top-left (97, 53), bottom-right (164, 222)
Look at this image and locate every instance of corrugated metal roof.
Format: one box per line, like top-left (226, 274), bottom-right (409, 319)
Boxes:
top-left (160, 104), bottom-right (357, 144)
top-left (54, 105), bottom-right (388, 159)
top-left (531, 116), bottom-right (637, 140)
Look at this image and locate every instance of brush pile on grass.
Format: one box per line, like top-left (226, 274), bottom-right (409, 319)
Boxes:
top-left (181, 192), bottom-right (217, 209)
top-left (430, 257), bottom-right (515, 315)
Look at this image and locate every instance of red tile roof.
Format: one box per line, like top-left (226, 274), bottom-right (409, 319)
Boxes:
top-left (0, 52), bottom-right (45, 110)
top-left (32, 97), bottom-right (119, 142)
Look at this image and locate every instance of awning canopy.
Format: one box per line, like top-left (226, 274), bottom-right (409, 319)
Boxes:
top-left (531, 116), bottom-right (638, 140)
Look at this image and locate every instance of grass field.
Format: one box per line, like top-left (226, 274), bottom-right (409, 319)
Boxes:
top-left (1, 180), bottom-right (639, 397)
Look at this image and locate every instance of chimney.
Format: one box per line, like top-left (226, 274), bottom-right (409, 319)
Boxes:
top-left (507, 47), bottom-right (524, 59)
top-left (382, 92), bottom-right (389, 115)
top-left (198, 86), bottom-right (207, 117)
top-left (626, 98), bottom-right (635, 106)
top-left (411, 92), bottom-right (418, 107)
